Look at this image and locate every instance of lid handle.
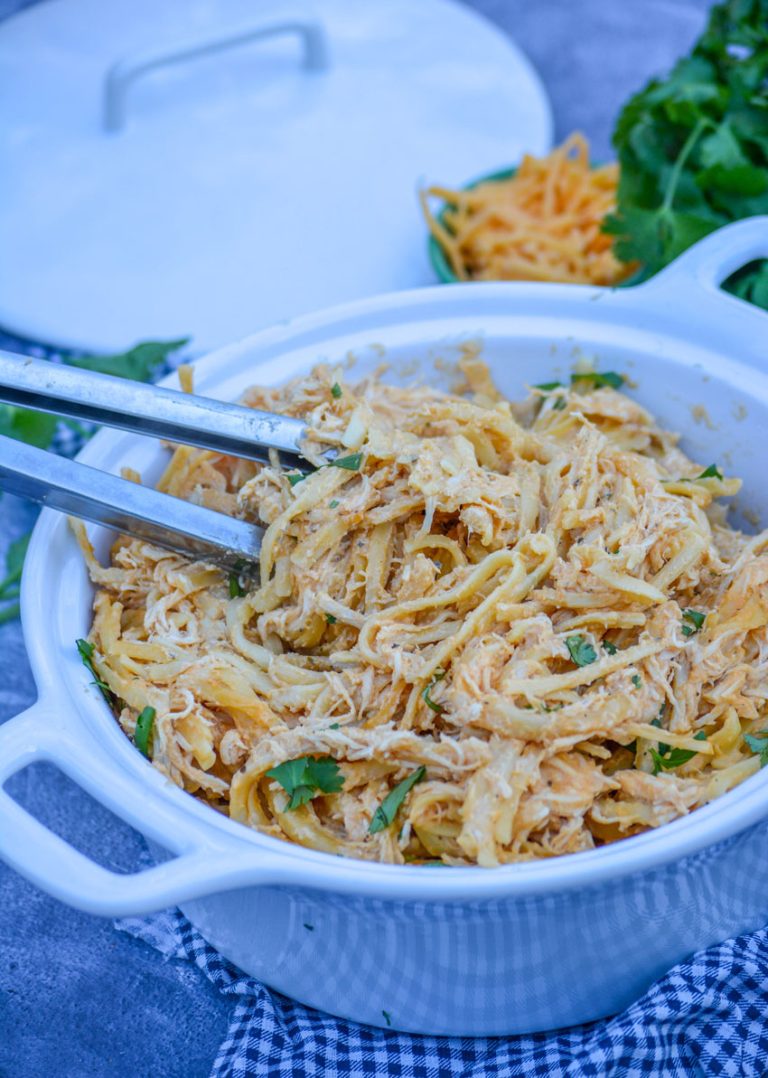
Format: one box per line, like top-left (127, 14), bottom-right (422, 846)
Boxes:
top-left (103, 17), bottom-right (330, 133)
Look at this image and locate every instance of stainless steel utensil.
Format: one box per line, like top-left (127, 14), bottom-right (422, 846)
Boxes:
top-left (0, 351), bottom-right (323, 567)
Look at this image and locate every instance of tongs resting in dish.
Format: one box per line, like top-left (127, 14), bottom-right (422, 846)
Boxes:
top-left (0, 351), bottom-right (325, 570)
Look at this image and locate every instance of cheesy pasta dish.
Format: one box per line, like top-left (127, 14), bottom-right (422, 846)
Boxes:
top-left (76, 357), bottom-right (768, 866)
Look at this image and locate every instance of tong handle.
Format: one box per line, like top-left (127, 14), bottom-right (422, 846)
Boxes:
top-left (0, 351), bottom-right (310, 470)
top-left (0, 434), bottom-right (262, 570)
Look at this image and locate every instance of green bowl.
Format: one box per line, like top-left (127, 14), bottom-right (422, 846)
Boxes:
top-left (425, 165), bottom-right (647, 288)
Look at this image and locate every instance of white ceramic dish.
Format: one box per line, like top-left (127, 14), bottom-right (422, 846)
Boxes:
top-left (2, 219), bottom-right (768, 1035)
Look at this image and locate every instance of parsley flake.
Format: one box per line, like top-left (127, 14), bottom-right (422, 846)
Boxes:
top-left (331, 382), bottom-right (342, 399)
top-left (681, 609), bottom-right (706, 637)
top-left (603, 640), bottom-right (618, 655)
top-left (632, 674), bottom-right (642, 688)
top-left (533, 381), bottom-right (563, 392)
top-left (565, 635), bottom-right (597, 667)
top-left (744, 731), bottom-right (768, 767)
top-left (369, 766), bottom-right (426, 834)
top-left (229, 572), bottom-right (245, 598)
top-left (266, 755), bottom-right (344, 810)
top-left (329, 499), bottom-right (340, 509)
top-left (134, 706), bottom-right (156, 757)
top-left (325, 613), bottom-right (337, 624)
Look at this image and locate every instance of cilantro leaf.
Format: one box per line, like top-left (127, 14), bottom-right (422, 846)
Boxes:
top-left (67, 338), bottom-right (189, 382)
top-left (134, 706), bottom-right (156, 757)
top-left (332, 452), bottom-right (363, 471)
top-left (608, 0), bottom-right (768, 312)
top-left (650, 731), bottom-right (707, 774)
top-left (422, 668), bottom-right (446, 713)
top-left (76, 638), bottom-right (123, 708)
top-left (681, 608), bottom-right (706, 637)
top-left (570, 371), bottom-right (625, 390)
top-left (331, 382), bottom-right (342, 399)
top-left (697, 463), bottom-right (724, 480)
top-left (533, 381), bottom-right (563, 392)
top-left (325, 613), bottom-right (337, 624)
top-left (603, 640), bottom-right (618, 655)
top-left (744, 730), bottom-right (768, 766)
top-left (266, 755), bottom-right (344, 810)
top-left (228, 572), bottom-right (245, 598)
top-left (566, 635), bottom-right (597, 667)
top-left (369, 766), bottom-right (426, 834)
top-left (632, 674), bottom-right (642, 689)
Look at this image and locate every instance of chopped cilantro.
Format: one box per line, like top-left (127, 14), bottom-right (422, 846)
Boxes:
top-left (76, 638), bottom-right (121, 707)
top-left (134, 706), bottom-right (156, 757)
top-left (325, 613), bottom-right (337, 624)
top-left (329, 723), bottom-right (340, 730)
top-left (266, 755), bottom-right (344, 810)
top-left (570, 371), bottom-right (624, 390)
top-left (329, 499), bottom-right (340, 509)
top-left (632, 674), bottom-right (642, 688)
top-left (331, 382), bottom-right (342, 399)
top-left (369, 766), bottom-right (426, 834)
top-left (650, 731), bottom-right (707, 774)
top-left (744, 731), bottom-right (768, 767)
top-left (229, 572), bottom-right (245, 598)
top-left (682, 608), bottom-right (706, 637)
top-left (565, 635), bottom-right (597, 667)
top-left (332, 452), bottom-right (363, 471)
top-left (552, 397), bottom-right (567, 411)
top-left (533, 381), bottom-right (563, 392)
top-left (603, 640), bottom-right (618, 655)
top-left (697, 463), bottom-right (724, 480)
top-left (288, 473), bottom-right (305, 486)
top-left (422, 668), bottom-right (446, 713)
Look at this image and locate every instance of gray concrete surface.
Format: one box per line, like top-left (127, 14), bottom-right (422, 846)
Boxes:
top-left (0, 1), bottom-right (711, 1075)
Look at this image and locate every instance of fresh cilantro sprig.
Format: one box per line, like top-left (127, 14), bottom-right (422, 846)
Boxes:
top-left (266, 755), bottom-right (344, 810)
top-left (606, 0), bottom-right (768, 307)
top-left (369, 766), bottom-right (426, 834)
top-left (134, 706), bottom-right (156, 757)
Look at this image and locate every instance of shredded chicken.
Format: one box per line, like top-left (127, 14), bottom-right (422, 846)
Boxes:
top-left (76, 359), bottom-right (767, 866)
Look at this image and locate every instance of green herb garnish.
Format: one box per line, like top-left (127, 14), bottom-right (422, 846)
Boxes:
top-left (288, 473), bottom-right (305, 486)
top-left (552, 397), bottom-right (567, 411)
top-left (326, 613), bottom-right (337, 624)
top-left (650, 731), bottom-right (707, 775)
top-left (382, 1011), bottom-right (392, 1028)
top-left (331, 382), bottom-right (342, 399)
top-left (632, 674), bottom-right (642, 688)
top-left (744, 730), bottom-right (768, 767)
top-left (369, 766), bottom-right (426, 834)
top-left (605, 0), bottom-right (768, 310)
top-left (603, 640), bottom-right (618, 655)
top-left (422, 668), bottom-right (446, 713)
top-left (229, 572), bottom-right (245, 598)
top-left (266, 755), bottom-right (344, 810)
top-left (134, 706), bottom-right (156, 757)
top-left (682, 608), bottom-right (706, 637)
top-left (332, 452), bottom-right (363, 471)
top-left (571, 371), bottom-right (625, 390)
top-left (697, 463), bottom-right (724, 480)
top-left (533, 381), bottom-right (563, 392)
top-left (76, 638), bottom-right (119, 706)
top-left (329, 499), bottom-right (340, 508)
top-left (565, 635), bottom-right (597, 667)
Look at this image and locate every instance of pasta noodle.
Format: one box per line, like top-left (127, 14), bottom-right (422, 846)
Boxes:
top-left (77, 357), bottom-right (768, 867)
top-left (421, 133), bottom-right (637, 286)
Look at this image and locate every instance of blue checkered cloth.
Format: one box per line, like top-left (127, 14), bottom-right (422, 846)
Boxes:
top-left (117, 909), bottom-right (768, 1077)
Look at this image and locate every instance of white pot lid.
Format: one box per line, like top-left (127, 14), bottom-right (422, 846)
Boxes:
top-left (0, 0), bottom-right (552, 355)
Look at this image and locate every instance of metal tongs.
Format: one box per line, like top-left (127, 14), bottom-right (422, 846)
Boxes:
top-left (0, 351), bottom-right (327, 570)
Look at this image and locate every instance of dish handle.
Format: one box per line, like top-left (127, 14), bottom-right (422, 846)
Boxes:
top-left (635, 217), bottom-right (768, 360)
top-left (0, 700), bottom-right (287, 915)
